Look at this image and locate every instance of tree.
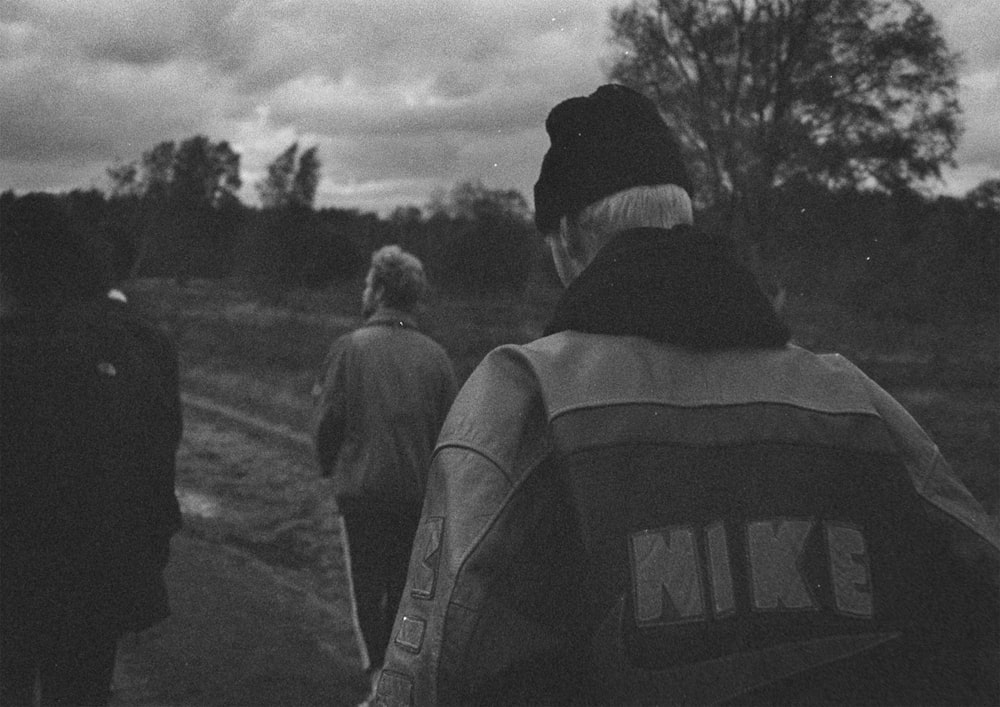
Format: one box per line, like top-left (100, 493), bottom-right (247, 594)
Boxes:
top-left (105, 136), bottom-right (242, 278)
top-left (172, 136), bottom-right (242, 210)
top-left (608, 0), bottom-right (962, 242)
top-left (427, 180), bottom-right (539, 293)
top-left (292, 146), bottom-right (321, 209)
top-left (256, 143), bottom-right (322, 210)
top-left (106, 161), bottom-right (141, 199)
top-left (108, 136), bottom-right (242, 210)
top-left (965, 179), bottom-right (1000, 212)
top-left (256, 144), bottom-right (296, 209)
top-left (427, 180), bottom-right (532, 223)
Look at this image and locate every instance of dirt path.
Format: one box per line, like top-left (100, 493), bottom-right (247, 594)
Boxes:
top-left (111, 536), bottom-right (369, 706)
top-left (110, 395), bottom-right (370, 706)
top-left (181, 392), bottom-right (313, 448)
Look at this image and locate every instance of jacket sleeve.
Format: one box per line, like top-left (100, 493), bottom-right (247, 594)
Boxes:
top-left (374, 346), bottom-right (560, 706)
top-left (847, 360), bottom-right (1000, 559)
top-left (851, 358), bottom-right (999, 699)
top-left (436, 359), bottom-right (459, 431)
top-left (313, 338), bottom-right (350, 476)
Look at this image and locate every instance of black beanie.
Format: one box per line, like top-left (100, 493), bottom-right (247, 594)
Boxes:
top-left (533, 84), bottom-right (692, 233)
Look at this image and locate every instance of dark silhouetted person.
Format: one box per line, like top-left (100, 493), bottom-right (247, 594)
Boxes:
top-left (1, 193), bottom-right (182, 706)
top-left (374, 85), bottom-right (999, 706)
top-left (312, 246), bottom-right (457, 693)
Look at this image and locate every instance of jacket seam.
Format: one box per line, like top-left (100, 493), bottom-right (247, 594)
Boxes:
top-left (557, 438), bottom-right (904, 456)
top-left (549, 399), bottom-right (882, 422)
top-left (434, 442), bottom-right (553, 699)
top-left (433, 440), bottom-right (514, 485)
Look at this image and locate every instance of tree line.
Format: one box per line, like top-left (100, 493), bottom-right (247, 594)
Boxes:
top-left (1, 133), bottom-right (542, 295)
top-left (2, 158), bottom-right (995, 325)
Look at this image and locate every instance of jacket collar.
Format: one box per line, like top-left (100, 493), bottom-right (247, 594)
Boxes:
top-left (364, 306), bottom-right (419, 330)
top-left (544, 225), bottom-right (790, 350)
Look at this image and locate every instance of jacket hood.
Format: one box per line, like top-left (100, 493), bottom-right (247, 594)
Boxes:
top-left (544, 225), bottom-right (790, 350)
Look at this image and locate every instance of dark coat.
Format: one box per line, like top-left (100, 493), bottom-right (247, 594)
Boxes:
top-left (1, 296), bottom-right (182, 636)
top-left (312, 307), bottom-right (457, 505)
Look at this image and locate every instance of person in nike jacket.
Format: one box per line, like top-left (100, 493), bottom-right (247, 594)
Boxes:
top-left (374, 84), bottom-right (999, 706)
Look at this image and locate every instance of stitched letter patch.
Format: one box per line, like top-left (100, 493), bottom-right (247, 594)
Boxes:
top-left (410, 517), bottom-right (443, 599)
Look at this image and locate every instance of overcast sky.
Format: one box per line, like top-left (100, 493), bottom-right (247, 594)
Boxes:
top-left (2, 0), bottom-right (998, 215)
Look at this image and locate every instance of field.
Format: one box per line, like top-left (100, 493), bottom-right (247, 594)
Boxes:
top-left (127, 275), bottom-right (999, 559)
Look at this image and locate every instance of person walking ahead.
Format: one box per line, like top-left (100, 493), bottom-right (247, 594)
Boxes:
top-left (313, 246), bottom-right (457, 679)
top-left (374, 84), bottom-right (999, 706)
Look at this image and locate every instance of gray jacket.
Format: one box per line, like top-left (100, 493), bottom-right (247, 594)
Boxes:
top-left (312, 307), bottom-right (457, 505)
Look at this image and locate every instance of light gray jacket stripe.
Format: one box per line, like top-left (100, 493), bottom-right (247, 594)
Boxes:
top-left (512, 332), bottom-right (1000, 556)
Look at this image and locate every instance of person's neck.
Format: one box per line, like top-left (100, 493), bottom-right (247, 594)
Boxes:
top-left (366, 305), bottom-right (418, 327)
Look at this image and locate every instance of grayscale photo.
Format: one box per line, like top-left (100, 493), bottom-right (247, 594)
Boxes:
top-left (2, 1), bottom-right (997, 705)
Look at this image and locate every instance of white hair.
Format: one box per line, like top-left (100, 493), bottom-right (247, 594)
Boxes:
top-left (561, 184), bottom-right (694, 259)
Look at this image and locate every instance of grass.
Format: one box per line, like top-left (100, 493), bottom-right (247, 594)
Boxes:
top-left (126, 276), bottom-right (999, 515)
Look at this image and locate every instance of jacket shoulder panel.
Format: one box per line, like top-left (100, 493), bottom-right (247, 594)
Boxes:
top-left (521, 332), bottom-right (999, 557)
top-left (437, 344), bottom-right (551, 485)
top-left (520, 333), bottom-right (877, 418)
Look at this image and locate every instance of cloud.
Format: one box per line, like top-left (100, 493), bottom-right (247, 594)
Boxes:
top-left (0, 1), bottom-right (245, 169)
top-left (0, 0), bottom-right (613, 208)
top-left (0, 59), bottom-right (229, 163)
top-left (1, 0), bottom-right (996, 210)
top-left (954, 69), bottom-right (1000, 175)
top-left (219, 1), bottom-right (613, 208)
top-left (927, 0), bottom-right (1000, 72)
top-left (915, 0), bottom-right (1000, 190)
top-left (9, 0), bottom-right (256, 69)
